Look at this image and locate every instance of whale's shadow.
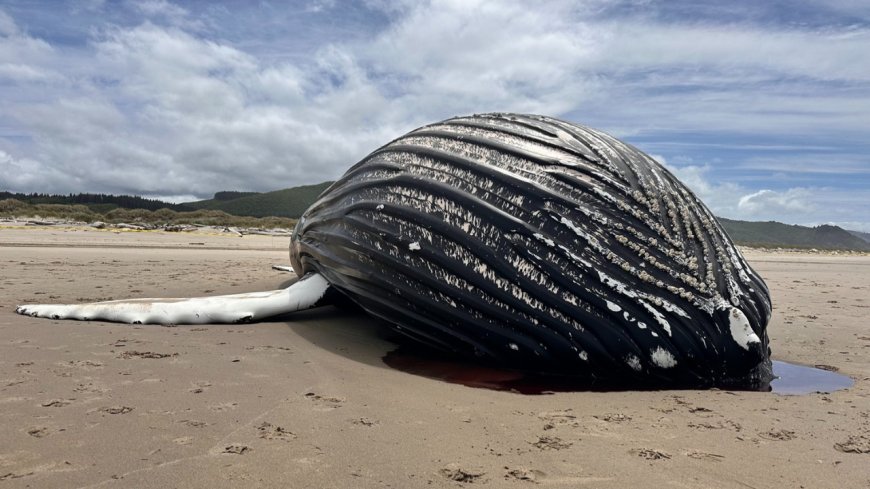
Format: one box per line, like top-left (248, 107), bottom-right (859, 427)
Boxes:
top-left (270, 277), bottom-right (403, 371)
top-left (269, 280), bottom-right (565, 390)
top-left (281, 305), bottom-right (402, 370)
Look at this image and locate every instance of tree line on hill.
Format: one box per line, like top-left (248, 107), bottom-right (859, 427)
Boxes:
top-left (0, 191), bottom-right (194, 212)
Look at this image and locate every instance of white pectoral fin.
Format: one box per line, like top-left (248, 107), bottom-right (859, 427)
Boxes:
top-left (15, 273), bottom-right (331, 325)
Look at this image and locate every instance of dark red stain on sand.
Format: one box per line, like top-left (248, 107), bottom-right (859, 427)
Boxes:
top-left (382, 347), bottom-right (606, 395)
top-left (382, 348), bottom-right (854, 396)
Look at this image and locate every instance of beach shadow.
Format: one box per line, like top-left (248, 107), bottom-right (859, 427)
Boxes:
top-left (276, 302), bottom-right (402, 372)
top-left (270, 275), bottom-right (405, 371)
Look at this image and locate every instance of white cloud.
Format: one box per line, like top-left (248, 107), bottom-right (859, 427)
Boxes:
top-left (0, 12), bottom-right (55, 63)
top-left (134, 0), bottom-right (188, 18)
top-left (355, 0), bottom-right (601, 118)
top-left (656, 155), bottom-right (869, 231)
top-left (0, 149), bottom-right (67, 191)
top-left (305, 0), bottom-right (337, 13)
top-left (0, 10), bottom-right (18, 36)
top-left (827, 221), bottom-right (870, 233)
top-left (737, 188), bottom-right (814, 215)
top-left (0, 62), bottom-right (61, 82)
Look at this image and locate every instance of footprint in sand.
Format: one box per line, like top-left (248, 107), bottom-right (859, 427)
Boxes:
top-left (179, 419), bottom-right (207, 428)
top-left (61, 360), bottom-right (105, 370)
top-left (208, 402), bottom-right (238, 412)
top-left (40, 399), bottom-right (73, 408)
top-left (189, 381), bottom-right (212, 394)
top-left (26, 426), bottom-right (65, 438)
top-left (759, 429), bottom-right (796, 441)
top-left (73, 381), bottom-right (110, 394)
top-left (351, 417), bottom-right (379, 427)
top-left (531, 435), bottom-right (572, 450)
top-left (688, 406), bottom-right (713, 414)
top-left (99, 406), bottom-right (133, 415)
top-left (594, 413), bottom-right (632, 423)
top-left (686, 451), bottom-right (725, 462)
top-left (537, 410), bottom-right (578, 429)
top-left (834, 434), bottom-right (870, 453)
top-left (304, 392), bottom-right (345, 410)
top-left (118, 350), bottom-right (178, 359)
top-left (223, 444), bottom-right (250, 454)
top-left (257, 422), bottom-right (297, 441)
top-left (505, 467), bottom-right (545, 483)
top-left (688, 420), bottom-right (742, 431)
top-left (439, 464), bottom-right (485, 483)
top-left (631, 448), bottom-right (671, 460)
top-left (109, 338), bottom-right (145, 348)
top-left (50, 369), bottom-right (74, 378)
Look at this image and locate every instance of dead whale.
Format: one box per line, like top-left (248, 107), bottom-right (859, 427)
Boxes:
top-left (16, 113), bottom-right (772, 387)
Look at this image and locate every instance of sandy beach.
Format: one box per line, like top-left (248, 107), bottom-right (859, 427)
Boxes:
top-left (1, 225), bottom-right (868, 488)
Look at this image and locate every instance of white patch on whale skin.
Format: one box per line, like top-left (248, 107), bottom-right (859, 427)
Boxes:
top-left (16, 273), bottom-right (331, 325)
top-left (728, 306), bottom-right (760, 350)
top-left (408, 241), bottom-right (421, 251)
top-left (579, 350), bottom-right (588, 361)
top-left (533, 233), bottom-right (555, 247)
top-left (639, 300), bottom-right (672, 336)
top-left (659, 299), bottom-right (690, 318)
top-left (606, 301), bottom-right (621, 312)
top-left (625, 354), bottom-right (642, 371)
top-left (596, 270), bottom-right (638, 298)
top-left (650, 347), bottom-right (677, 368)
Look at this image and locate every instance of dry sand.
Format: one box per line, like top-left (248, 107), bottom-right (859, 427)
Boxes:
top-left (1, 225), bottom-right (868, 488)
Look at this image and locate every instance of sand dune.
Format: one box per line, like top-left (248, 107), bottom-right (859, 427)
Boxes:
top-left (1, 226), bottom-right (868, 488)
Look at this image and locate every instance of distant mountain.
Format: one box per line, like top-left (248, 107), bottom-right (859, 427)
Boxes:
top-left (186, 182), bottom-right (333, 218)
top-left (848, 230), bottom-right (870, 243)
top-left (718, 218), bottom-right (870, 251)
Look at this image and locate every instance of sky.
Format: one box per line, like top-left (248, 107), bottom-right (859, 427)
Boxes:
top-left (0, 0), bottom-right (868, 230)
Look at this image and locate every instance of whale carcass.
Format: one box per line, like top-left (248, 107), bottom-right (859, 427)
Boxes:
top-left (17, 113), bottom-right (773, 388)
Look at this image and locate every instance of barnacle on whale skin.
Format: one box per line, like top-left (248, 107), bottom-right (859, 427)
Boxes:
top-left (292, 113), bottom-right (772, 387)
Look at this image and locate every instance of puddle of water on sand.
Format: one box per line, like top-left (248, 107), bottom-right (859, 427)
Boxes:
top-left (382, 348), bottom-right (853, 395)
top-left (770, 360), bottom-right (853, 395)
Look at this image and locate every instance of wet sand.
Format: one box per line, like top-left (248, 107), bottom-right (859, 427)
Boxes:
top-left (1, 226), bottom-right (868, 488)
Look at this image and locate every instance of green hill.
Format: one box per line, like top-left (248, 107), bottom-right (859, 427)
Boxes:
top-left (187, 182), bottom-right (333, 218)
top-left (718, 218), bottom-right (870, 251)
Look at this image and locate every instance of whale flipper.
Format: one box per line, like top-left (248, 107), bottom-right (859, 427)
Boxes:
top-left (15, 272), bottom-right (331, 325)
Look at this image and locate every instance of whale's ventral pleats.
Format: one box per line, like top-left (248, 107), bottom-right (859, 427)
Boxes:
top-left (291, 113), bottom-right (773, 387)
